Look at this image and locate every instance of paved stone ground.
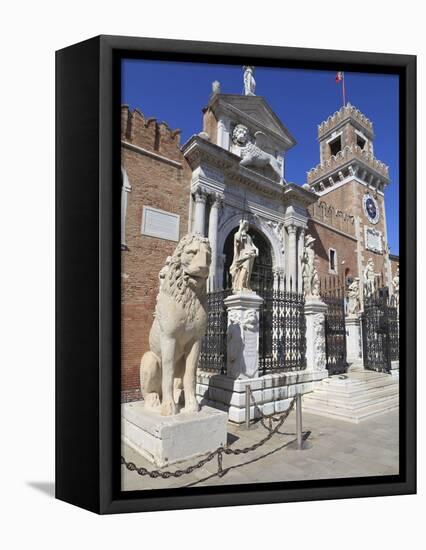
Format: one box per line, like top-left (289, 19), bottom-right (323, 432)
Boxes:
top-left (121, 408), bottom-right (399, 492)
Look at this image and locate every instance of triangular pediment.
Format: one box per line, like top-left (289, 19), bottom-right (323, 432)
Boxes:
top-left (209, 94), bottom-right (296, 150)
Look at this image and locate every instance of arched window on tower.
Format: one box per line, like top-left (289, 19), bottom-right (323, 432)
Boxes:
top-left (121, 166), bottom-right (132, 250)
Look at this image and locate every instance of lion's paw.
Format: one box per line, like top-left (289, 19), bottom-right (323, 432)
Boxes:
top-left (161, 400), bottom-right (178, 416)
top-left (181, 400), bottom-right (200, 414)
top-left (144, 392), bottom-right (161, 410)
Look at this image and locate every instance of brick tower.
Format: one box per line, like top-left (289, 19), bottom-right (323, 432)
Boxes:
top-left (306, 103), bottom-right (393, 287)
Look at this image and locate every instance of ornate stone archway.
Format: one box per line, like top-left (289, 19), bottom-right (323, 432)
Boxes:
top-left (222, 225), bottom-right (273, 290)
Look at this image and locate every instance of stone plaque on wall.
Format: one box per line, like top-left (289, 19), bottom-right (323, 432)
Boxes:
top-left (141, 206), bottom-right (180, 242)
top-left (365, 226), bottom-right (383, 254)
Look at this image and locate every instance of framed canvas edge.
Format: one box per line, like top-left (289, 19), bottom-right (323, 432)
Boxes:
top-left (80, 35), bottom-right (415, 514)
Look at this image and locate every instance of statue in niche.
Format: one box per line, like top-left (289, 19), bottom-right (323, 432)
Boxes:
top-left (392, 266), bottom-right (399, 309)
top-left (232, 123), bottom-right (282, 180)
top-left (140, 234), bottom-right (211, 416)
top-left (347, 277), bottom-right (361, 316)
top-left (243, 66), bottom-right (256, 95)
top-left (301, 234), bottom-right (320, 298)
top-left (229, 220), bottom-right (259, 292)
top-left (363, 257), bottom-right (376, 298)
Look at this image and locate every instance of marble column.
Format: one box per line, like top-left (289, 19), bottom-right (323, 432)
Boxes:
top-left (297, 227), bottom-right (305, 294)
top-left (287, 225), bottom-right (297, 291)
top-left (208, 193), bottom-right (222, 288)
top-left (193, 187), bottom-right (208, 236)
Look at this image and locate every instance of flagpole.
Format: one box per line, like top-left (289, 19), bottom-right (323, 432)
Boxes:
top-left (342, 73), bottom-right (346, 106)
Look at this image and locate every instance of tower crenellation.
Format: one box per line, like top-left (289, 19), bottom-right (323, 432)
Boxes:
top-left (307, 103), bottom-right (389, 195)
top-left (318, 102), bottom-right (373, 139)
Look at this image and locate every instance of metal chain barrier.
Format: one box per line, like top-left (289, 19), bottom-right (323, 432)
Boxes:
top-left (121, 394), bottom-right (297, 480)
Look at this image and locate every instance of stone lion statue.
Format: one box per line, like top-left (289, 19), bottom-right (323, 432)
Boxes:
top-left (140, 234), bottom-right (211, 416)
top-left (232, 123), bottom-right (250, 146)
top-left (232, 124), bottom-right (282, 180)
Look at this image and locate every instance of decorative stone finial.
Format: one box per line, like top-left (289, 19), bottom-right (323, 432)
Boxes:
top-left (212, 80), bottom-right (221, 95)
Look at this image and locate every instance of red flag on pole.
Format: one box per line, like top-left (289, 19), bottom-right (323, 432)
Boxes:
top-left (335, 72), bottom-right (346, 106)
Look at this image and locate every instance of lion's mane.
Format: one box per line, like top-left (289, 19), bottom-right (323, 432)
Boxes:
top-left (159, 234), bottom-right (210, 320)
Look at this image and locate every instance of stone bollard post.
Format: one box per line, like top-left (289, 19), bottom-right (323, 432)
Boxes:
top-left (304, 298), bottom-right (329, 385)
top-left (224, 291), bottom-right (263, 379)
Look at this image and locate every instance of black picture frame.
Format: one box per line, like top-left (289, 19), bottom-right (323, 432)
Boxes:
top-left (56, 35), bottom-right (416, 515)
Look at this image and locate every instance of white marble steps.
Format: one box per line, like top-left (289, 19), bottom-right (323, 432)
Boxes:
top-left (302, 371), bottom-right (399, 423)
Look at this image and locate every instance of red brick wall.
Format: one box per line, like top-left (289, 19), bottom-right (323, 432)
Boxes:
top-left (309, 219), bottom-right (358, 281)
top-left (310, 179), bottom-right (390, 286)
top-left (121, 107), bottom-right (192, 400)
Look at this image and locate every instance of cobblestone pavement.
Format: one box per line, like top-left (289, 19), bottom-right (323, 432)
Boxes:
top-left (121, 408), bottom-right (399, 492)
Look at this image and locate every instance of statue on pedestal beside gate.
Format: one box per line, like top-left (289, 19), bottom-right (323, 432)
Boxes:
top-left (347, 277), bottom-right (361, 316)
top-left (363, 257), bottom-right (377, 298)
top-left (140, 234), bottom-right (211, 416)
top-left (301, 234), bottom-right (320, 299)
top-left (229, 220), bottom-right (259, 292)
top-left (392, 266), bottom-right (399, 309)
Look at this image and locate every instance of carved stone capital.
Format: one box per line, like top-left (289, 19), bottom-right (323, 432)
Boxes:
top-left (193, 186), bottom-right (208, 204)
top-left (210, 192), bottom-right (224, 209)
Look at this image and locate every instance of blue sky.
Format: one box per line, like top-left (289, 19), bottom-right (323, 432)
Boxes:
top-left (122, 59), bottom-right (399, 254)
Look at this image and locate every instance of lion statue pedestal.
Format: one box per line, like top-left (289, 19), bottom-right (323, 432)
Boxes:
top-left (121, 233), bottom-right (228, 466)
top-left (121, 400), bottom-right (227, 467)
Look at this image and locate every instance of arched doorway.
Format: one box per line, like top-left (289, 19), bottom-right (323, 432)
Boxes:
top-left (222, 225), bottom-right (273, 292)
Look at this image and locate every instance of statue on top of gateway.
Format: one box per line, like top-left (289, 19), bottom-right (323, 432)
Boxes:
top-left (243, 66), bottom-right (256, 96)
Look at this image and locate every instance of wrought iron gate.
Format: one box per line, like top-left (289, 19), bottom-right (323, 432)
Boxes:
top-left (199, 288), bottom-right (231, 374)
top-left (203, 227), bottom-right (306, 375)
top-left (200, 273), bottom-right (306, 375)
top-left (321, 278), bottom-right (348, 375)
top-left (257, 272), bottom-right (306, 374)
top-left (362, 288), bottom-right (399, 373)
top-left (258, 285), bottom-right (306, 374)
